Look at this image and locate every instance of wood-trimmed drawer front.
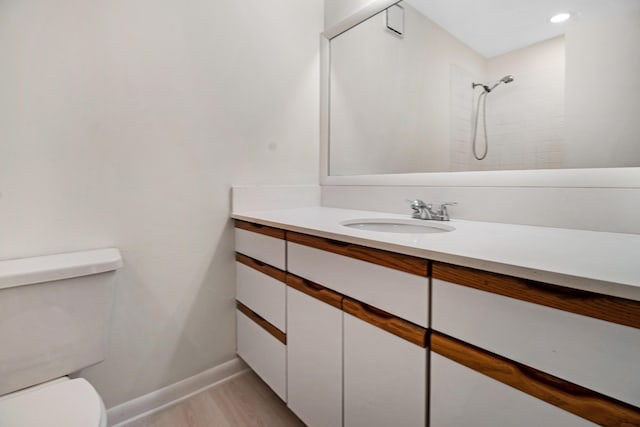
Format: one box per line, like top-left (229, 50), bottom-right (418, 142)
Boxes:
top-left (433, 262), bottom-right (640, 329)
top-left (235, 223), bottom-right (285, 270)
top-left (287, 232), bottom-right (428, 276)
top-left (286, 273), bottom-right (343, 310)
top-left (430, 352), bottom-right (598, 427)
top-left (343, 298), bottom-right (427, 347)
top-left (431, 332), bottom-right (640, 426)
top-left (432, 278), bottom-right (640, 408)
top-left (236, 308), bottom-right (286, 401)
top-left (287, 241), bottom-right (429, 327)
top-left (236, 254), bottom-right (286, 331)
top-left (344, 312), bottom-right (427, 427)
top-left (235, 220), bottom-right (285, 239)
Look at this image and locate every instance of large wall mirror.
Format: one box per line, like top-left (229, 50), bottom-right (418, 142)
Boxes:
top-left (321, 0), bottom-right (640, 186)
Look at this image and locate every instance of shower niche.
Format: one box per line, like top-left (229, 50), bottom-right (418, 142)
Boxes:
top-left (326, 0), bottom-right (640, 176)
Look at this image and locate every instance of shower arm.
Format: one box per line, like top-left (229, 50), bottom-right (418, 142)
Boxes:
top-left (473, 75), bottom-right (514, 93)
top-left (472, 82), bottom-right (491, 93)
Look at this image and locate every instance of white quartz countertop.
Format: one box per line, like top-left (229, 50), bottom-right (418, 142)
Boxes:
top-left (232, 207), bottom-right (640, 302)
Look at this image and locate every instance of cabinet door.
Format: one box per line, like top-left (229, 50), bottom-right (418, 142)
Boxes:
top-left (431, 353), bottom-right (596, 427)
top-left (287, 285), bottom-right (343, 427)
top-left (343, 312), bottom-right (427, 427)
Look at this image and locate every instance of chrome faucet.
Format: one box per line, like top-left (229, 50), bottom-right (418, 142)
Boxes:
top-left (408, 200), bottom-right (457, 221)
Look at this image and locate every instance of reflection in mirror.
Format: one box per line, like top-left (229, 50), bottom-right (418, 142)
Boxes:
top-left (329, 0), bottom-right (640, 176)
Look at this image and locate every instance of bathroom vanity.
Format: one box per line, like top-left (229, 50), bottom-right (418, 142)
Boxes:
top-left (232, 207), bottom-right (640, 427)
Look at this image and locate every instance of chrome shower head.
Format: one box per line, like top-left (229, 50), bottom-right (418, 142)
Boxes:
top-left (488, 75), bottom-right (515, 92)
top-left (501, 75), bottom-right (514, 84)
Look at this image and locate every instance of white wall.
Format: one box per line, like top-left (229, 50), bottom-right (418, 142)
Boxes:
top-left (485, 37), bottom-right (565, 170)
top-left (0, 0), bottom-right (322, 408)
top-left (565, 11), bottom-right (640, 168)
top-left (325, 0), bottom-right (377, 29)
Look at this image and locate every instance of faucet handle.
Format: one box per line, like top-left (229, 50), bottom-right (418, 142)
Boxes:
top-left (436, 202), bottom-right (457, 221)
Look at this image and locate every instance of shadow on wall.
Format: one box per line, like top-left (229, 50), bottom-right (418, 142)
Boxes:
top-left (79, 220), bottom-right (237, 408)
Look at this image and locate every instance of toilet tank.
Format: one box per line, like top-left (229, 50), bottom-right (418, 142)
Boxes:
top-left (0, 248), bottom-right (122, 396)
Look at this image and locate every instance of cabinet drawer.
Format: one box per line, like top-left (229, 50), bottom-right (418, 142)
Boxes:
top-left (236, 256), bottom-right (286, 331)
top-left (236, 309), bottom-right (286, 401)
top-left (431, 353), bottom-right (595, 427)
top-left (234, 224), bottom-right (285, 270)
top-left (287, 241), bottom-right (429, 327)
top-left (432, 279), bottom-right (640, 407)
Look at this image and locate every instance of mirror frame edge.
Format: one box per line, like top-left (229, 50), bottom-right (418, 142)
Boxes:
top-left (319, 0), bottom-right (640, 188)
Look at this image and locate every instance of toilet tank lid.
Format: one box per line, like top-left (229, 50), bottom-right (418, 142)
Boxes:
top-left (0, 248), bottom-right (122, 290)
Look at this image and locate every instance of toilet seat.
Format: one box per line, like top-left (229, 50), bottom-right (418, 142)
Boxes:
top-left (0, 377), bottom-right (106, 427)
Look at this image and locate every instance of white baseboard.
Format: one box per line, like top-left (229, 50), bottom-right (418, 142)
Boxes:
top-left (107, 358), bottom-right (248, 427)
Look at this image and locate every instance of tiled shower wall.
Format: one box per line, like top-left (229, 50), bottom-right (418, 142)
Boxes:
top-left (450, 37), bottom-right (566, 171)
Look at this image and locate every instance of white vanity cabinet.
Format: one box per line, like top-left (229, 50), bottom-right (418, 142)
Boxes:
top-left (430, 262), bottom-right (640, 427)
top-left (343, 299), bottom-right (427, 427)
top-left (234, 219), bottom-right (640, 427)
top-left (286, 275), bottom-right (343, 427)
top-left (234, 221), bottom-right (288, 401)
top-left (285, 231), bottom-right (429, 427)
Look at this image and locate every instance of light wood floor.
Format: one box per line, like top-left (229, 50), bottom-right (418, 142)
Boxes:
top-left (124, 371), bottom-right (304, 427)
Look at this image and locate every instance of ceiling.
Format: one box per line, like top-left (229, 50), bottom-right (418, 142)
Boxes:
top-left (404, 0), bottom-right (640, 57)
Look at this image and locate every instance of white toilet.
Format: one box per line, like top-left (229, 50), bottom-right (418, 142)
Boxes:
top-left (0, 248), bottom-right (122, 427)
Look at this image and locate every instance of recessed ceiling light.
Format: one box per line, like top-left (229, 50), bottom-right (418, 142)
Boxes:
top-left (550, 13), bottom-right (571, 23)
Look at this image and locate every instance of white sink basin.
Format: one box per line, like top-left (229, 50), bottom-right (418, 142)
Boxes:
top-left (341, 218), bottom-right (455, 234)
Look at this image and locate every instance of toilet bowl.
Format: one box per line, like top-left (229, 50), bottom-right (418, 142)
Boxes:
top-left (0, 377), bottom-right (106, 427)
top-left (0, 248), bottom-right (122, 427)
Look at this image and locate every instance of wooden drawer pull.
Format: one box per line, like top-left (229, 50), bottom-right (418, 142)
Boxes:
top-left (300, 279), bottom-right (325, 292)
top-left (287, 231), bottom-right (428, 277)
top-left (235, 253), bottom-right (286, 283)
top-left (432, 262), bottom-right (640, 329)
top-left (359, 301), bottom-right (394, 320)
top-left (431, 331), bottom-right (640, 426)
top-left (286, 274), bottom-right (343, 309)
top-left (235, 220), bottom-right (285, 240)
top-left (343, 298), bottom-right (427, 348)
top-left (252, 258), bottom-right (266, 267)
top-left (236, 301), bottom-right (286, 344)
top-left (325, 238), bottom-right (350, 247)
